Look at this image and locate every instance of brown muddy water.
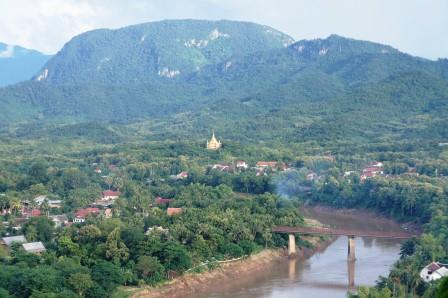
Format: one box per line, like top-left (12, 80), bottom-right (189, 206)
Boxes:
top-left (190, 207), bottom-right (406, 298)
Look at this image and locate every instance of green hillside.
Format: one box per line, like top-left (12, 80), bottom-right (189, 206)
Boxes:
top-left (35, 19), bottom-right (293, 84)
top-left (0, 20), bottom-right (447, 145)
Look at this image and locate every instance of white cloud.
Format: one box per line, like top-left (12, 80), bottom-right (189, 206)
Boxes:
top-left (0, 0), bottom-right (446, 59)
top-left (0, 45), bottom-right (14, 58)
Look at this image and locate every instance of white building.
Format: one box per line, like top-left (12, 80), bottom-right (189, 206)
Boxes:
top-left (49, 214), bottom-right (69, 228)
top-left (420, 262), bottom-right (448, 282)
top-left (236, 161), bottom-right (248, 170)
top-left (34, 195), bottom-right (48, 205)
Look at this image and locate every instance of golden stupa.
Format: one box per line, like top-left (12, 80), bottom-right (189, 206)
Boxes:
top-left (206, 130), bottom-right (222, 150)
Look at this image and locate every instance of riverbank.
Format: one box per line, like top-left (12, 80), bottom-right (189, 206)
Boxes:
top-left (130, 235), bottom-right (334, 298)
top-left (300, 205), bottom-right (421, 234)
top-left (130, 206), bottom-right (412, 298)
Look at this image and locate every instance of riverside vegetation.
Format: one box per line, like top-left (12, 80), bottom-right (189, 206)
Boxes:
top-left (0, 19), bottom-right (447, 297)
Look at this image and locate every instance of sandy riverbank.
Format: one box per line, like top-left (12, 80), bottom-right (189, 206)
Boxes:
top-left (300, 205), bottom-right (421, 234)
top-left (130, 235), bottom-right (334, 298)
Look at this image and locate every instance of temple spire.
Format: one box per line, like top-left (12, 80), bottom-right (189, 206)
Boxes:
top-left (206, 130), bottom-right (222, 150)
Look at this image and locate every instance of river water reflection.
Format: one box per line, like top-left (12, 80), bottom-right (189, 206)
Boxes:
top-left (191, 207), bottom-right (405, 298)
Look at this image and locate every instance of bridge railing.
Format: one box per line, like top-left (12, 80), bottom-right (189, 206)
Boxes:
top-left (272, 226), bottom-right (415, 239)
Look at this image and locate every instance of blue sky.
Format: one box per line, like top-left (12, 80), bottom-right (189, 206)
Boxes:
top-left (0, 0), bottom-right (447, 59)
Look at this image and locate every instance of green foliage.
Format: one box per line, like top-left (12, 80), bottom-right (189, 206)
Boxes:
top-left (0, 287), bottom-right (11, 297)
top-left (105, 228), bottom-right (130, 264)
top-left (436, 277), bottom-right (448, 298)
top-left (67, 272), bottom-right (93, 297)
top-left (22, 217), bottom-right (55, 244)
top-left (350, 286), bottom-right (392, 298)
top-left (135, 256), bottom-right (165, 284)
top-left (219, 243), bottom-right (244, 258)
top-left (91, 261), bottom-right (123, 292)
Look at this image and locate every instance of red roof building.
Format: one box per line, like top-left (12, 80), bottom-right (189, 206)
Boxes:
top-left (175, 171), bottom-right (188, 180)
top-left (167, 208), bottom-right (183, 216)
top-left (22, 209), bottom-right (42, 218)
top-left (75, 207), bottom-right (100, 219)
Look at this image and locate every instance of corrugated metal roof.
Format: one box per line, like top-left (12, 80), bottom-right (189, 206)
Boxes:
top-left (22, 241), bottom-right (46, 253)
top-left (2, 235), bottom-right (27, 246)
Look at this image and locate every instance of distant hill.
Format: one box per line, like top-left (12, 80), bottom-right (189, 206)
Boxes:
top-left (0, 20), bottom-right (447, 144)
top-left (0, 42), bottom-right (51, 87)
top-left (34, 19), bottom-right (293, 84)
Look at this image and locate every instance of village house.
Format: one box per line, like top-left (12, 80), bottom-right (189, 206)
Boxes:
top-left (167, 207), bottom-right (183, 216)
top-left (145, 226), bottom-right (169, 235)
top-left (48, 200), bottom-right (62, 208)
top-left (104, 208), bottom-right (113, 218)
top-left (34, 196), bottom-right (62, 208)
top-left (256, 161), bottom-right (278, 169)
top-left (236, 160), bottom-right (248, 170)
top-left (21, 208), bottom-right (41, 218)
top-left (49, 214), bottom-right (69, 228)
top-left (22, 242), bottom-right (46, 254)
top-left (1, 235), bottom-right (27, 247)
top-left (360, 162), bottom-right (385, 181)
top-left (102, 190), bottom-right (121, 201)
top-left (34, 195), bottom-right (48, 205)
top-left (420, 262), bottom-right (448, 282)
top-left (73, 207), bottom-right (100, 223)
top-left (212, 164), bottom-right (233, 172)
top-left (344, 171), bottom-right (356, 177)
top-left (94, 168), bottom-right (102, 174)
top-left (172, 171), bottom-right (188, 180)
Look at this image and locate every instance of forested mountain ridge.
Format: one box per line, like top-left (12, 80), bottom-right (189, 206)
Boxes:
top-left (0, 42), bottom-right (51, 87)
top-left (0, 19), bottom-right (447, 144)
top-left (34, 19), bottom-right (294, 84)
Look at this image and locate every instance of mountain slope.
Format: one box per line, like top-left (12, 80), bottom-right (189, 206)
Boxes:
top-left (34, 19), bottom-right (294, 84)
top-left (0, 20), bottom-right (447, 144)
top-left (0, 43), bottom-right (51, 87)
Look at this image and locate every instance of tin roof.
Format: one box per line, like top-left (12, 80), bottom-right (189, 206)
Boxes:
top-left (22, 241), bottom-right (46, 253)
top-left (2, 235), bottom-right (27, 246)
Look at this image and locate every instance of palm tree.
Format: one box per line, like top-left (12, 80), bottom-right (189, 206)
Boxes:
top-left (9, 196), bottom-right (22, 215)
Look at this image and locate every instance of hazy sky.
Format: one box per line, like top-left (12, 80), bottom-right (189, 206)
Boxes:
top-left (0, 0), bottom-right (447, 59)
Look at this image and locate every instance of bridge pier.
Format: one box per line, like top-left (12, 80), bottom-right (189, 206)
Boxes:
top-left (288, 234), bottom-right (296, 257)
top-left (347, 258), bottom-right (356, 289)
top-left (347, 236), bottom-right (356, 261)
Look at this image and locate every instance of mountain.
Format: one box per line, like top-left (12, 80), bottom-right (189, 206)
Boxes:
top-left (34, 19), bottom-right (294, 84)
top-left (0, 20), bottom-right (447, 144)
top-left (0, 43), bottom-right (51, 87)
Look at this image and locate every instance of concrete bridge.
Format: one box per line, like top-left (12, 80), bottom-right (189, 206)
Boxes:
top-left (272, 226), bottom-right (415, 261)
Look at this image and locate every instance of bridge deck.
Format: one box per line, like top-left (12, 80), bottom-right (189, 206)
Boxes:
top-left (272, 226), bottom-right (414, 239)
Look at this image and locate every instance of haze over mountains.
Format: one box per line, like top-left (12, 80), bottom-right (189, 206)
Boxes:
top-left (0, 19), bottom-right (447, 143)
top-left (0, 42), bottom-right (51, 87)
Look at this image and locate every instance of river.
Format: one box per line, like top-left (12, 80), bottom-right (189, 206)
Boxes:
top-left (190, 207), bottom-right (406, 298)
